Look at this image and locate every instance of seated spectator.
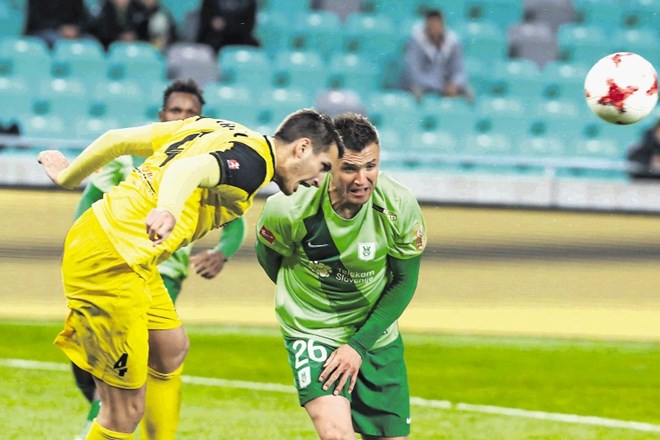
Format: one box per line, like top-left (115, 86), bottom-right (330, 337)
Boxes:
top-left (626, 118), bottom-right (660, 179)
top-left (399, 9), bottom-right (472, 102)
top-left (87, 0), bottom-right (146, 50)
top-left (25, 0), bottom-right (91, 48)
top-left (196, 0), bottom-right (260, 53)
top-left (137, 0), bottom-right (178, 50)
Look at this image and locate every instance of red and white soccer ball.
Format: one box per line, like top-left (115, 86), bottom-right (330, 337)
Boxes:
top-left (584, 52), bottom-right (658, 125)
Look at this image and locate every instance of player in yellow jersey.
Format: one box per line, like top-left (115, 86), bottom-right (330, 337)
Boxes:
top-left (70, 78), bottom-right (247, 440)
top-left (38, 110), bottom-right (344, 439)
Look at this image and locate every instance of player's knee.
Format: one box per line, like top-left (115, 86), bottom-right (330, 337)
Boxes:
top-left (316, 425), bottom-right (355, 440)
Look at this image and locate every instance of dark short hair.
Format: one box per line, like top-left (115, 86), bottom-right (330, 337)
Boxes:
top-left (332, 113), bottom-right (379, 153)
top-left (425, 8), bottom-right (443, 21)
top-left (274, 108), bottom-right (345, 157)
top-left (162, 78), bottom-right (206, 109)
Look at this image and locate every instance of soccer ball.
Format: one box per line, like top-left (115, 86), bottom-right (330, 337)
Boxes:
top-left (584, 52), bottom-right (658, 125)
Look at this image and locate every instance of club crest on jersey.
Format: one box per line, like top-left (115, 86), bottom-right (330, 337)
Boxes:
top-left (227, 159), bottom-right (240, 170)
top-left (358, 242), bottom-right (376, 261)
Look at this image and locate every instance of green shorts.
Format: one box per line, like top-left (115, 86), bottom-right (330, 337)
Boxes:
top-left (284, 334), bottom-right (411, 437)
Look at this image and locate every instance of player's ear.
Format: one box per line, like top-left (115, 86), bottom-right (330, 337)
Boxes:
top-left (294, 138), bottom-right (310, 158)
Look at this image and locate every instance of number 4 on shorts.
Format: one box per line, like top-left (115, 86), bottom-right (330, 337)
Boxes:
top-left (113, 353), bottom-right (128, 377)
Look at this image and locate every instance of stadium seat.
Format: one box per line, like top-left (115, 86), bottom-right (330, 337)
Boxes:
top-left (0, 36), bottom-right (50, 80)
top-left (51, 39), bottom-right (108, 89)
top-left (0, 76), bottom-right (32, 121)
top-left (19, 114), bottom-right (67, 139)
top-left (343, 13), bottom-right (404, 65)
top-left (203, 83), bottom-right (260, 124)
top-left (462, 132), bottom-right (519, 174)
top-left (312, 0), bottom-right (362, 22)
top-left (361, 0), bottom-right (418, 20)
top-left (507, 21), bottom-right (558, 69)
top-left (419, 95), bottom-right (476, 131)
top-left (314, 89), bottom-right (367, 118)
top-left (621, 1), bottom-right (659, 29)
top-left (557, 24), bottom-right (611, 64)
top-left (287, 11), bottom-right (343, 61)
top-left (258, 87), bottom-right (314, 125)
top-left (541, 61), bottom-right (590, 100)
top-left (36, 78), bottom-right (90, 120)
top-left (463, 0), bottom-right (524, 30)
top-left (166, 42), bottom-right (219, 87)
top-left (73, 116), bottom-right (122, 141)
top-left (328, 53), bottom-right (381, 92)
top-left (610, 28), bottom-right (658, 64)
top-left (218, 45), bottom-right (270, 88)
top-left (272, 50), bottom-right (330, 93)
top-left (487, 58), bottom-right (543, 98)
top-left (107, 41), bottom-right (166, 85)
top-left (524, 0), bottom-right (576, 30)
top-left (366, 90), bottom-right (420, 133)
top-left (0, 2), bottom-right (24, 37)
top-left (161, 0), bottom-right (199, 23)
top-left (91, 80), bottom-right (149, 125)
top-left (254, 10), bottom-right (290, 58)
top-left (458, 21), bottom-right (508, 61)
top-left (407, 129), bottom-right (462, 171)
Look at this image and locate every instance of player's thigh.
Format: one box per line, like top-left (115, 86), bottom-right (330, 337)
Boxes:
top-left (284, 337), bottom-right (352, 406)
top-left (352, 335), bottom-right (411, 438)
top-left (59, 210), bottom-right (151, 389)
top-left (304, 395), bottom-right (355, 439)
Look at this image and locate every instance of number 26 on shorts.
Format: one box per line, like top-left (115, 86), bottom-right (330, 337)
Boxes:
top-left (292, 339), bottom-right (328, 390)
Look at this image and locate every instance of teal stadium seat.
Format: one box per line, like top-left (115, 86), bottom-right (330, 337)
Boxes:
top-left (621, 0), bottom-right (660, 29)
top-left (218, 45), bottom-right (271, 88)
top-left (416, 0), bottom-right (467, 22)
top-left (107, 41), bottom-right (166, 86)
top-left (255, 11), bottom-right (290, 58)
top-left (541, 61), bottom-right (590, 100)
top-left (462, 132), bottom-right (519, 174)
top-left (287, 11), bottom-right (342, 61)
top-left (560, 137), bottom-right (628, 179)
top-left (260, 0), bottom-right (311, 15)
top-left (361, 0), bottom-right (418, 19)
top-left (610, 28), bottom-right (658, 64)
top-left (203, 83), bottom-right (260, 125)
top-left (458, 21), bottom-right (508, 61)
top-left (0, 76), bottom-right (32, 121)
top-left (475, 96), bottom-right (528, 141)
top-left (92, 80), bottom-right (149, 125)
top-left (20, 114), bottom-right (67, 139)
top-left (343, 13), bottom-right (404, 65)
top-left (51, 39), bottom-right (108, 90)
top-left (328, 53), bottom-right (381, 92)
top-left (366, 90), bottom-right (420, 133)
top-left (73, 116), bottom-right (122, 141)
top-left (557, 24), bottom-right (611, 65)
top-left (36, 78), bottom-right (90, 120)
top-left (408, 129), bottom-right (462, 171)
top-left (487, 58), bottom-right (544, 99)
top-left (573, 0), bottom-right (622, 27)
top-left (419, 95), bottom-right (476, 131)
top-left (258, 87), bottom-right (313, 125)
top-left (0, 2), bottom-right (24, 37)
top-left (272, 50), bottom-right (330, 93)
top-left (0, 36), bottom-right (50, 80)
top-left (463, 0), bottom-right (524, 30)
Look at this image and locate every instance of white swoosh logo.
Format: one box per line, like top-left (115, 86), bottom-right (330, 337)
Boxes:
top-left (307, 242), bottom-right (328, 248)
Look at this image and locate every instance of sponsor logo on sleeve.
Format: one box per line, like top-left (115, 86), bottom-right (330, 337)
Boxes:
top-left (414, 223), bottom-right (426, 251)
top-left (259, 226), bottom-right (275, 243)
top-left (227, 159), bottom-right (240, 170)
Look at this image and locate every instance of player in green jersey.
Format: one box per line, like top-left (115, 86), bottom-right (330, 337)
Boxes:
top-left (70, 78), bottom-right (246, 440)
top-left (256, 113), bottom-right (426, 439)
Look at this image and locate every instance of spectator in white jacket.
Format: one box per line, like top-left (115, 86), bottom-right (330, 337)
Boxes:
top-left (399, 9), bottom-right (471, 102)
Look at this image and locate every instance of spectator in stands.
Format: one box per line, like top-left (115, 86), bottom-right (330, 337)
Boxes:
top-left (196, 0), bottom-right (260, 53)
top-left (25, 0), bottom-right (91, 48)
top-left (137, 0), bottom-right (178, 50)
top-left (399, 9), bottom-right (472, 102)
top-left (87, 0), bottom-right (147, 50)
top-left (626, 118), bottom-right (660, 179)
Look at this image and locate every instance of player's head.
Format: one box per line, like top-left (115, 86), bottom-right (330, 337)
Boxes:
top-left (159, 78), bottom-right (205, 122)
top-left (272, 109), bottom-right (344, 195)
top-left (424, 9), bottom-right (445, 44)
top-left (331, 113), bottom-right (380, 207)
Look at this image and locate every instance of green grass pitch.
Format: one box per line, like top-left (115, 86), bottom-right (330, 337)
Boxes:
top-left (1, 320), bottom-right (660, 439)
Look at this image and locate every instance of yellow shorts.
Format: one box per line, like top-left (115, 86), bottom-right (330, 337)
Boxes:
top-left (55, 209), bottom-right (182, 389)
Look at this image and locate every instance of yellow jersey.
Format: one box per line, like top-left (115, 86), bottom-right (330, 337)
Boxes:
top-left (92, 117), bottom-right (275, 277)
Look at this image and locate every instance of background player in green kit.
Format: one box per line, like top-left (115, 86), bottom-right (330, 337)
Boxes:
top-left (256, 113), bottom-right (427, 439)
top-left (71, 78), bottom-right (246, 440)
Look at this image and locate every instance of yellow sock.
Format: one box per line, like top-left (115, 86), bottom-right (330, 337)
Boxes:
top-left (86, 419), bottom-right (133, 439)
top-left (139, 364), bottom-right (184, 440)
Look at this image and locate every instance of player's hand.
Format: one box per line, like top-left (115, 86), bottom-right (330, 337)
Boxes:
top-left (145, 208), bottom-right (176, 246)
top-left (190, 249), bottom-right (227, 279)
top-left (37, 150), bottom-right (69, 186)
top-left (318, 344), bottom-right (362, 395)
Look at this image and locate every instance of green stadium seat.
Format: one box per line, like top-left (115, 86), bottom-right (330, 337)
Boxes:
top-left (218, 45), bottom-right (271, 88)
top-left (328, 53), bottom-right (381, 92)
top-left (51, 39), bottom-right (108, 90)
top-left (203, 83), bottom-right (260, 124)
top-left (107, 41), bottom-right (166, 85)
top-left (0, 36), bottom-right (51, 80)
top-left (287, 11), bottom-right (342, 61)
top-left (272, 50), bottom-right (330, 93)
